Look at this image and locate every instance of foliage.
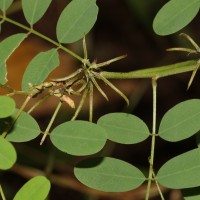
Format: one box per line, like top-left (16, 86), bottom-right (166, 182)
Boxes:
top-left (97, 112), bottom-right (149, 144)
top-left (13, 176), bottom-right (50, 200)
top-left (22, 48), bottom-right (59, 91)
top-left (0, 33), bottom-right (26, 84)
top-left (56, 0), bottom-right (98, 43)
top-left (0, 0), bottom-right (200, 199)
top-left (0, 95), bottom-right (15, 118)
top-left (74, 157), bottom-right (146, 192)
top-left (159, 99), bottom-right (200, 142)
top-left (157, 148), bottom-right (200, 189)
top-left (21, 0), bottom-right (52, 25)
top-left (50, 120), bottom-right (107, 156)
top-left (153, 0), bottom-right (200, 35)
top-left (0, 136), bottom-right (16, 170)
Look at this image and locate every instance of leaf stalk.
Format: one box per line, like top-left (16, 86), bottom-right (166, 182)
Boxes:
top-left (145, 78), bottom-right (157, 200)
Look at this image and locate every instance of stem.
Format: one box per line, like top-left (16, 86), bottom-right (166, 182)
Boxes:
top-left (40, 101), bottom-right (62, 145)
top-left (71, 86), bottom-right (89, 121)
top-left (153, 171), bottom-right (165, 200)
top-left (0, 185), bottom-right (6, 200)
top-left (27, 94), bottom-right (50, 114)
top-left (2, 95), bottom-right (31, 138)
top-left (7, 91), bottom-right (30, 96)
top-left (145, 78), bottom-right (157, 200)
top-left (89, 82), bottom-right (93, 122)
top-left (100, 60), bottom-right (197, 79)
top-left (0, 15), bottom-right (83, 62)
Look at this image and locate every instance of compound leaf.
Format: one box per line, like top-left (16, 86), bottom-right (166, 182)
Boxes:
top-left (13, 176), bottom-right (50, 200)
top-left (0, 33), bottom-right (26, 85)
top-left (56, 0), bottom-right (98, 43)
top-left (0, 136), bottom-right (16, 170)
top-left (97, 113), bottom-right (149, 144)
top-left (153, 0), bottom-right (200, 35)
top-left (50, 121), bottom-right (107, 156)
top-left (74, 157), bottom-right (146, 192)
top-left (22, 0), bottom-right (52, 25)
top-left (157, 148), bottom-right (200, 189)
top-left (159, 99), bottom-right (200, 142)
top-left (0, 96), bottom-right (15, 118)
top-left (22, 48), bottom-right (59, 91)
top-left (5, 111), bottom-right (40, 142)
top-left (0, 0), bottom-right (13, 12)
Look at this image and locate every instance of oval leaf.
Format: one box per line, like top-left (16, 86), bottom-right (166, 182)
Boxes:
top-left (182, 187), bottom-right (200, 200)
top-left (22, 48), bottom-right (59, 91)
top-left (22, 0), bottom-right (52, 25)
top-left (0, 96), bottom-right (15, 118)
top-left (97, 113), bottom-right (149, 144)
top-left (153, 0), bottom-right (200, 35)
top-left (56, 0), bottom-right (98, 43)
top-left (74, 157), bottom-right (146, 192)
top-left (0, 0), bottom-right (13, 12)
top-left (6, 111), bottom-right (40, 142)
top-left (50, 120), bottom-right (107, 156)
top-left (0, 33), bottom-right (27, 85)
top-left (157, 148), bottom-right (200, 189)
top-left (0, 136), bottom-right (16, 170)
top-left (13, 176), bottom-right (50, 200)
top-left (159, 99), bottom-right (200, 142)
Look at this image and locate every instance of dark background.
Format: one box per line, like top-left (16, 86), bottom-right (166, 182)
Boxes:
top-left (1, 0), bottom-right (200, 199)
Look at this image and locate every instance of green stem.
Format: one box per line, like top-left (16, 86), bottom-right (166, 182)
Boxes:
top-left (89, 82), bottom-right (93, 122)
top-left (7, 91), bottom-right (30, 96)
top-left (0, 15), bottom-right (83, 62)
top-left (0, 12), bottom-right (5, 24)
top-left (0, 185), bottom-right (6, 200)
top-left (145, 78), bottom-right (157, 200)
top-left (71, 86), bottom-right (89, 121)
top-left (2, 95), bottom-right (31, 138)
top-left (153, 171), bottom-right (165, 200)
top-left (100, 60), bottom-right (197, 79)
top-left (40, 101), bottom-right (62, 145)
top-left (27, 94), bottom-right (50, 114)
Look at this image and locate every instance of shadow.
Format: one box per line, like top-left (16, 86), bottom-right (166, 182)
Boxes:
top-left (75, 157), bottom-right (105, 168)
top-left (182, 186), bottom-right (200, 199)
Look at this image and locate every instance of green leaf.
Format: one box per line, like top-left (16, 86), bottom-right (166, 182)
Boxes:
top-left (50, 120), bottom-right (107, 156)
top-left (0, 33), bottom-right (26, 85)
top-left (74, 157), bottom-right (146, 192)
top-left (0, 96), bottom-right (15, 118)
top-left (0, 136), bottom-right (16, 170)
top-left (22, 0), bottom-right (52, 25)
top-left (153, 0), bottom-right (200, 35)
top-left (97, 113), bottom-right (149, 144)
top-left (159, 99), bottom-right (200, 142)
top-left (5, 111), bottom-right (40, 142)
top-left (22, 48), bottom-right (59, 91)
top-left (13, 176), bottom-right (50, 200)
top-left (157, 148), bottom-right (200, 189)
top-left (0, 0), bottom-right (13, 12)
top-left (182, 187), bottom-right (200, 200)
top-left (56, 0), bottom-right (98, 43)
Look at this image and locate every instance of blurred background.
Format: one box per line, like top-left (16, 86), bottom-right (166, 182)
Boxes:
top-left (1, 0), bottom-right (200, 199)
